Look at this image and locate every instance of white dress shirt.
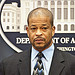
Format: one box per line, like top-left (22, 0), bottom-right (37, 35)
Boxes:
top-left (31, 44), bottom-right (54, 75)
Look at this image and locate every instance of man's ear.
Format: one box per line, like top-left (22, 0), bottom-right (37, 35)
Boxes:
top-left (26, 26), bottom-right (29, 37)
top-left (52, 26), bottom-right (55, 37)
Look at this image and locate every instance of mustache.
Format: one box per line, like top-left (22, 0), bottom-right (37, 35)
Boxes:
top-left (33, 37), bottom-right (45, 42)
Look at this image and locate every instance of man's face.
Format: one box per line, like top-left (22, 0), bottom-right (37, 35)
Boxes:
top-left (27, 16), bottom-right (55, 52)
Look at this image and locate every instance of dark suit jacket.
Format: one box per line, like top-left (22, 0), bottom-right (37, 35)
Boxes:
top-left (0, 47), bottom-right (75, 75)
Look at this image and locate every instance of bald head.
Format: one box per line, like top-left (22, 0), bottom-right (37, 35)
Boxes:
top-left (27, 7), bottom-right (53, 26)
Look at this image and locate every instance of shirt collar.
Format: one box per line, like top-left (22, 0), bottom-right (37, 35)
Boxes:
top-left (31, 44), bottom-right (54, 61)
top-left (31, 47), bottom-right (39, 61)
top-left (42, 44), bottom-right (54, 61)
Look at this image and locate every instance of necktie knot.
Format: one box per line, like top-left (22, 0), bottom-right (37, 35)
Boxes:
top-left (37, 52), bottom-right (44, 58)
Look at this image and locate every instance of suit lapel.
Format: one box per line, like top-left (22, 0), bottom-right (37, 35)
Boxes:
top-left (18, 49), bottom-right (31, 75)
top-left (49, 48), bottom-right (65, 75)
top-left (17, 47), bottom-right (65, 75)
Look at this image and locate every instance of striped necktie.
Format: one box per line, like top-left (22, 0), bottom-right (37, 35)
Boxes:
top-left (33, 52), bottom-right (44, 75)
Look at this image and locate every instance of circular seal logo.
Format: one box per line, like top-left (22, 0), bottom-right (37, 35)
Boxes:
top-left (0, 0), bottom-right (31, 52)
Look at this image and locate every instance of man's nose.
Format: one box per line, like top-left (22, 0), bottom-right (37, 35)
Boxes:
top-left (36, 29), bottom-right (42, 36)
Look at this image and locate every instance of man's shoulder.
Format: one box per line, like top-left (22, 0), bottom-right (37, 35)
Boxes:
top-left (60, 50), bottom-right (75, 58)
top-left (2, 49), bottom-right (31, 64)
top-left (57, 49), bottom-right (75, 62)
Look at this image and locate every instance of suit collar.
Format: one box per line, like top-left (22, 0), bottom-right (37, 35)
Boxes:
top-left (49, 47), bottom-right (65, 75)
top-left (18, 48), bottom-right (31, 75)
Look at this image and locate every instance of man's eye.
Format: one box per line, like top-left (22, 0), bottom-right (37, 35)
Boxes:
top-left (42, 27), bottom-right (47, 30)
top-left (31, 28), bottom-right (36, 30)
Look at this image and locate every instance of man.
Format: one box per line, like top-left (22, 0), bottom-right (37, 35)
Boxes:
top-left (0, 7), bottom-right (75, 75)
